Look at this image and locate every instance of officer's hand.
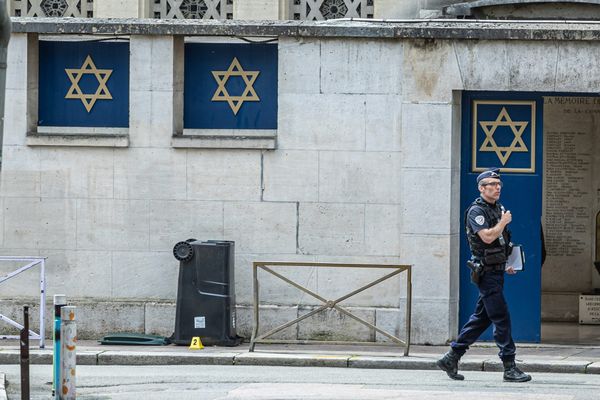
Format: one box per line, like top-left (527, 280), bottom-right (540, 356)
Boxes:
top-left (506, 266), bottom-right (516, 275)
top-left (501, 210), bottom-right (512, 225)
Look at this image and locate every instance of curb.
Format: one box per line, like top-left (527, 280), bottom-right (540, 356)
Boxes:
top-left (0, 350), bottom-right (599, 374)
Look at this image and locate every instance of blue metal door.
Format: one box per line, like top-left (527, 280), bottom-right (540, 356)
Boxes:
top-left (460, 91), bottom-right (543, 342)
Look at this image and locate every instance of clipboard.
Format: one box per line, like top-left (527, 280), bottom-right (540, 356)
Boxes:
top-left (506, 244), bottom-right (525, 271)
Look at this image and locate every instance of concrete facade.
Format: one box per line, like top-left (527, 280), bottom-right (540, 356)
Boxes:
top-left (1, 18), bottom-right (599, 344)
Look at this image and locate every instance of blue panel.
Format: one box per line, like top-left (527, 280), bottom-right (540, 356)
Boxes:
top-left (38, 41), bottom-right (129, 127)
top-left (460, 91), bottom-right (543, 342)
top-left (184, 43), bottom-right (277, 130)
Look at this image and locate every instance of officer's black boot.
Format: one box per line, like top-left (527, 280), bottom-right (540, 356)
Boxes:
top-left (502, 359), bottom-right (532, 382)
top-left (436, 349), bottom-right (464, 380)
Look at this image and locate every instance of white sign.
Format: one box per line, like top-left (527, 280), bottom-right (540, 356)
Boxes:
top-left (579, 295), bottom-right (600, 324)
top-left (194, 316), bottom-right (206, 329)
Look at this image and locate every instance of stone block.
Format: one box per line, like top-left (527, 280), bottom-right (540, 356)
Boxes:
top-left (297, 306), bottom-right (375, 342)
top-left (234, 352), bottom-right (348, 368)
top-left (375, 307), bottom-right (408, 343)
top-left (111, 251), bottom-right (177, 299)
top-left (348, 356), bottom-right (436, 370)
top-left (3, 89), bottom-right (28, 146)
top-left (375, 0), bottom-right (419, 18)
top-left (4, 197), bottom-right (76, 250)
top-left (403, 39), bottom-right (462, 103)
top-left (315, 266), bottom-right (404, 307)
top-left (556, 42), bottom-right (600, 93)
top-left (365, 94), bottom-right (402, 152)
top-left (234, 253), bottom-right (318, 306)
top-left (148, 200), bottom-right (224, 251)
top-left (320, 39), bottom-right (402, 94)
top-left (262, 150), bottom-right (319, 202)
top-left (236, 304), bottom-right (298, 341)
top-left (454, 41), bottom-right (509, 91)
top-left (278, 93), bottom-right (366, 151)
top-left (40, 147), bottom-right (114, 198)
top-left (186, 150), bottom-right (262, 201)
top-left (42, 250), bottom-right (112, 298)
top-left (94, 0), bottom-right (140, 17)
top-left (0, 250), bottom-right (43, 298)
top-left (234, 0), bottom-right (281, 20)
top-left (129, 90), bottom-right (177, 148)
top-left (588, 362), bottom-right (600, 374)
top-left (76, 199), bottom-right (150, 251)
top-left (145, 302), bottom-right (176, 337)
top-left (0, 299), bottom-right (52, 339)
top-left (541, 292), bottom-right (578, 322)
top-left (508, 42), bottom-right (557, 91)
top-left (401, 103), bottom-right (453, 168)
top-left (75, 199), bottom-right (113, 250)
top-left (129, 36), bottom-right (175, 91)
top-left (114, 148), bottom-right (187, 200)
top-left (400, 168), bottom-right (452, 235)
top-left (0, 145), bottom-right (41, 197)
top-left (75, 301), bottom-right (145, 339)
top-left (411, 299), bottom-right (452, 344)
top-left (399, 234), bottom-right (452, 299)
top-left (365, 204), bottom-right (401, 257)
top-left (223, 202), bottom-right (297, 254)
top-left (278, 37), bottom-right (320, 94)
top-left (129, 36), bottom-right (153, 91)
top-left (6, 33), bottom-right (27, 91)
top-left (298, 203), bottom-right (365, 256)
top-left (318, 152), bottom-right (401, 204)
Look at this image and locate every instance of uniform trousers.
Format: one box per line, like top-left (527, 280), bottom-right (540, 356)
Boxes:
top-left (451, 270), bottom-right (516, 361)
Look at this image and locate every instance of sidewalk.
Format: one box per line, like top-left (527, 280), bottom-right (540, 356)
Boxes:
top-left (2, 340), bottom-right (600, 374)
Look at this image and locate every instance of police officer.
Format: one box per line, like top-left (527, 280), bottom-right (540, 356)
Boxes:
top-left (437, 168), bottom-right (531, 383)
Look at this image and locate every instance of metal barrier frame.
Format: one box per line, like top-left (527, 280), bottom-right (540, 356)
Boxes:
top-left (0, 256), bottom-right (46, 348)
top-left (250, 262), bottom-right (412, 356)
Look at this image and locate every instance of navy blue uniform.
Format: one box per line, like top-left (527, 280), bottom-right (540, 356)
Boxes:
top-left (451, 197), bottom-right (516, 362)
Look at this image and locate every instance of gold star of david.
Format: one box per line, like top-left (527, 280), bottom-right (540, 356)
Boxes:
top-left (65, 55), bottom-right (113, 113)
top-left (479, 107), bottom-right (529, 165)
top-left (211, 57), bottom-right (260, 115)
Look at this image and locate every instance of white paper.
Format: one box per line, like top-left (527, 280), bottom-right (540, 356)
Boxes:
top-left (506, 245), bottom-right (525, 271)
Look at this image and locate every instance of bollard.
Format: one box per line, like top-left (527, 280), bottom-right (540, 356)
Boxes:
top-left (20, 306), bottom-right (30, 400)
top-left (59, 306), bottom-right (76, 400)
top-left (52, 294), bottom-right (66, 398)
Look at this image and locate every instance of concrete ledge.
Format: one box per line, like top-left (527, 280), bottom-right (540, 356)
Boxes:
top-left (26, 133), bottom-right (129, 147)
top-left (11, 17), bottom-right (600, 41)
top-left (587, 361), bottom-right (600, 374)
top-left (484, 359), bottom-right (591, 373)
top-left (348, 356), bottom-right (436, 370)
top-left (172, 132), bottom-right (276, 149)
top-left (96, 351), bottom-right (240, 365)
top-left (234, 352), bottom-right (349, 367)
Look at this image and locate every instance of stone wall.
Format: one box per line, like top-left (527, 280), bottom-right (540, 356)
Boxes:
top-left (3, 19), bottom-right (600, 344)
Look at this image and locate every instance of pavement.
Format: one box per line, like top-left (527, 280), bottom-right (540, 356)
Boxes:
top-left (2, 339), bottom-right (600, 371)
top-left (2, 339), bottom-right (600, 397)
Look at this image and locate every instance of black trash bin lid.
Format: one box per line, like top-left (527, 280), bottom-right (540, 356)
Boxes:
top-left (98, 333), bottom-right (171, 345)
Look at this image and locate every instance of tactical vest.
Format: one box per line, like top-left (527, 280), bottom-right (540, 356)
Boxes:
top-left (464, 197), bottom-right (510, 262)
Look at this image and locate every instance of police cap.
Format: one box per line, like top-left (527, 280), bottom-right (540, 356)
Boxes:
top-left (476, 168), bottom-right (501, 184)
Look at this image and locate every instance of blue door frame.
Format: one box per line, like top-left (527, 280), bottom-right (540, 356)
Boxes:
top-left (460, 91), bottom-right (543, 342)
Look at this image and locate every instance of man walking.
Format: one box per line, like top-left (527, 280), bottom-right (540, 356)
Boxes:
top-left (437, 168), bottom-right (531, 383)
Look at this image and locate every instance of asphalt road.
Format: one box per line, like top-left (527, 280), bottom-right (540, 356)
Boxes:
top-left (3, 364), bottom-right (600, 399)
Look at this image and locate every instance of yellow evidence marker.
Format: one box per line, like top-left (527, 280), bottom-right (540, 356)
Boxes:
top-left (189, 337), bottom-right (204, 350)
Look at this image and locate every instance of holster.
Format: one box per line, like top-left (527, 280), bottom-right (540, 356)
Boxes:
top-left (466, 260), bottom-right (483, 285)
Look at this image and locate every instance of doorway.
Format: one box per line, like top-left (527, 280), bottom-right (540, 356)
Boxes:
top-left (460, 92), bottom-right (600, 344)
